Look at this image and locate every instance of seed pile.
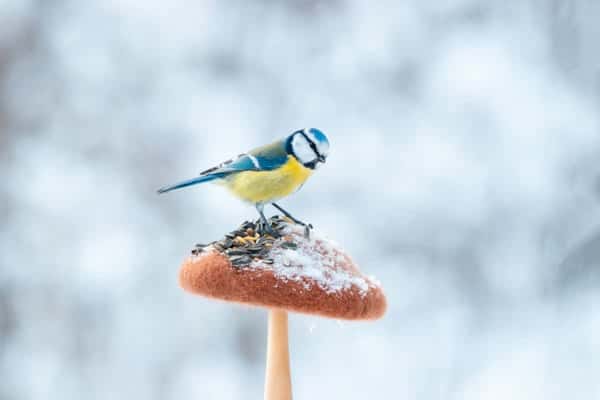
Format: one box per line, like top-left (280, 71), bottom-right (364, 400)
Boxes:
top-left (192, 216), bottom-right (298, 267)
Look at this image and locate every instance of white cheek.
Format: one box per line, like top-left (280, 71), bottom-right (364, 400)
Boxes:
top-left (317, 141), bottom-right (329, 157)
top-left (292, 136), bottom-right (317, 164)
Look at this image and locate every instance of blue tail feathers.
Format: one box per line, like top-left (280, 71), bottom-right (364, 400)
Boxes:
top-left (157, 174), bottom-right (222, 194)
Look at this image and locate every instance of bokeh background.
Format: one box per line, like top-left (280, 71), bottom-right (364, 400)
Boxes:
top-left (2, 0), bottom-right (600, 398)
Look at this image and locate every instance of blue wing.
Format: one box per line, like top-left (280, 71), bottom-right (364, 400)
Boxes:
top-left (157, 140), bottom-right (289, 194)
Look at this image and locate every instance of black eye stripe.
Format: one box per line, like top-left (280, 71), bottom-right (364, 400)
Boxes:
top-left (299, 131), bottom-right (321, 158)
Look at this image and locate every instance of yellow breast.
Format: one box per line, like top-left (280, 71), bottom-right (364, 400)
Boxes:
top-left (223, 156), bottom-right (313, 204)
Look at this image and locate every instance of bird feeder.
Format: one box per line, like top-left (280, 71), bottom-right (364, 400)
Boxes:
top-left (179, 216), bottom-right (386, 399)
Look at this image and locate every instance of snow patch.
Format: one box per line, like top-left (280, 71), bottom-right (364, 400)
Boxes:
top-left (250, 224), bottom-right (380, 296)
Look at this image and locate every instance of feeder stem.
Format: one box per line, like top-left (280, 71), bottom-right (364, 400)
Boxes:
top-left (264, 309), bottom-right (292, 400)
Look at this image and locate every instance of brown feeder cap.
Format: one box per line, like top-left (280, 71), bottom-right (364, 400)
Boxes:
top-left (179, 217), bottom-right (387, 320)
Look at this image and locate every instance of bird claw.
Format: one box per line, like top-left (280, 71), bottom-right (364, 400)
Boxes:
top-left (278, 215), bottom-right (312, 238)
top-left (303, 223), bottom-right (313, 239)
top-left (257, 220), bottom-right (281, 238)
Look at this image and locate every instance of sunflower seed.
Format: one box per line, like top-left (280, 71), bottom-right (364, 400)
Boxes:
top-left (247, 246), bottom-right (263, 253)
top-left (230, 255), bottom-right (252, 266)
top-left (281, 242), bottom-right (297, 250)
top-left (241, 221), bottom-right (255, 230)
top-left (227, 249), bottom-right (249, 256)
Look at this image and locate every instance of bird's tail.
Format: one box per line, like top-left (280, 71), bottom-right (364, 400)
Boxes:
top-left (157, 174), bottom-right (222, 194)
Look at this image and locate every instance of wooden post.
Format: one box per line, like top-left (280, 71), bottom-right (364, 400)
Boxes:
top-left (264, 309), bottom-right (292, 400)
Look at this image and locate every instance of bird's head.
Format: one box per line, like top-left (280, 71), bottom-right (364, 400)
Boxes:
top-left (286, 128), bottom-right (330, 169)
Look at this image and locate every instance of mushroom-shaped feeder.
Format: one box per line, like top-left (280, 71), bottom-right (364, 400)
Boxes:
top-left (180, 216), bottom-right (386, 400)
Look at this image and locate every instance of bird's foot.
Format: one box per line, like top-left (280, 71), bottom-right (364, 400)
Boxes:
top-left (276, 215), bottom-right (313, 239)
top-left (257, 219), bottom-right (281, 238)
top-left (303, 223), bottom-right (313, 239)
top-left (271, 203), bottom-right (312, 238)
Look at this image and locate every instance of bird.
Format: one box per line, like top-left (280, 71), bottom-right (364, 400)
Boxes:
top-left (158, 128), bottom-right (330, 237)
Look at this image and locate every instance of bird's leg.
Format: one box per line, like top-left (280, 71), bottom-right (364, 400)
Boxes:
top-left (271, 203), bottom-right (313, 238)
top-left (271, 203), bottom-right (310, 226)
top-left (255, 203), bottom-right (280, 238)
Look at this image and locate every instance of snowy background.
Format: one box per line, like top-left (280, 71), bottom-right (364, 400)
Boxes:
top-left (2, 0), bottom-right (600, 398)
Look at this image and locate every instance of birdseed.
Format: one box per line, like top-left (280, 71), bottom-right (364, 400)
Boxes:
top-left (191, 216), bottom-right (309, 268)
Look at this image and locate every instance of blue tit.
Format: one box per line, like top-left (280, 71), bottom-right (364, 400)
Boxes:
top-left (158, 128), bottom-right (330, 236)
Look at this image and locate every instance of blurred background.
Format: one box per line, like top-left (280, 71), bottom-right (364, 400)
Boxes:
top-left (2, 0), bottom-right (600, 398)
